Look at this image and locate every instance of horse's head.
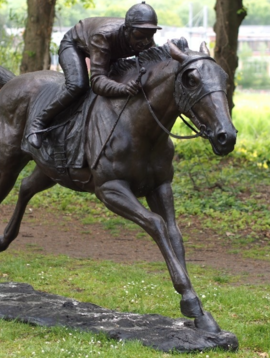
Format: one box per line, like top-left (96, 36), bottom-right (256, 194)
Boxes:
top-left (167, 38), bottom-right (237, 156)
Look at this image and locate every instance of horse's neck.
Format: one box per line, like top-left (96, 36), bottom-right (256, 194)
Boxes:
top-left (142, 60), bottom-right (178, 118)
top-left (143, 59), bottom-right (176, 90)
top-left (107, 59), bottom-right (179, 140)
top-left (124, 59), bottom-right (179, 142)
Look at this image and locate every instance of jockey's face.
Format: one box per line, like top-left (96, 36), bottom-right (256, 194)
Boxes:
top-left (126, 28), bottom-right (156, 53)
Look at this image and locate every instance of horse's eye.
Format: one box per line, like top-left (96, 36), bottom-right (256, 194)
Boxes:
top-left (188, 76), bottom-right (196, 86)
top-left (182, 69), bottom-right (200, 88)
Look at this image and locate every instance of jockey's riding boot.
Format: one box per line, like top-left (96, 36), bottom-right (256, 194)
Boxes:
top-left (27, 91), bottom-right (75, 149)
top-left (27, 113), bottom-right (55, 149)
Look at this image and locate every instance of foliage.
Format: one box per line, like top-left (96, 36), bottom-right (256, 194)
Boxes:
top-left (63, 0), bottom-right (94, 8)
top-left (55, 0), bottom-right (217, 28)
top-left (0, 0), bottom-right (26, 27)
top-left (0, 9), bottom-right (23, 74)
top-left (243, 0), bottom-right (270, 25)
top-left (236, 42), bottom-right (270, 89)
top-left (2, 0), bottom-right (270, 29)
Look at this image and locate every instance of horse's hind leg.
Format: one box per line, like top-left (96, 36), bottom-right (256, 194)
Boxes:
top-left (0, 165), bottom-right (55, 251)
top-left (0, 155), bottom-right (30, 203)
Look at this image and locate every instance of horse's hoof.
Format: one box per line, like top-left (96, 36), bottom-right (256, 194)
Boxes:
top-left (194, 311), bottom-right (221, 333)
top-left (180, 296), bottom-right (204, 318)
top-left (0, 236), bottom-right (9, 252)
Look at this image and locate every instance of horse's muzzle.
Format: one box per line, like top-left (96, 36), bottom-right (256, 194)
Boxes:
top-left (209, 127), bottom-right (237, 156)
top-left (190, 92), bottom-right (237, 156)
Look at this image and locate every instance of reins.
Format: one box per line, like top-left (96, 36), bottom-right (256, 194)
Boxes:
top-left (91, 66), bottom-right (146, 169)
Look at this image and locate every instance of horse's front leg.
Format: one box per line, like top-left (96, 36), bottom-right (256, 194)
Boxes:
top-left (147, 182), bottom-right (186, 269)
top-left (96, 179), bottom-right (220, 333)
top-left (147, 181), bottom-right (221, 332)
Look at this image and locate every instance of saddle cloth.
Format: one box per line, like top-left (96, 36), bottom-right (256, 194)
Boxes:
top-left (21, 82), bottom-right (97, 172)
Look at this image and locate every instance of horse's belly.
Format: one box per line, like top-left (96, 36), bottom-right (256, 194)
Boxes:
top-left (35, 158), bottom-right (95, 193)
top-left (99, 156), bottom-right (173, 197)
top-left (89, 134), bottom-right (174, 195)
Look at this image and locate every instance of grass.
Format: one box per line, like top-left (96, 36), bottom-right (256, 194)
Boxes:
top-left (0, 90), bottom-right (270, 356)
top-left (0, 251), bottom-right (270, 357)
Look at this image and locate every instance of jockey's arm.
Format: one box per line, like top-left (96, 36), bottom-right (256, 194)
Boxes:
top-left (89, 34), bottom-right (138, 97)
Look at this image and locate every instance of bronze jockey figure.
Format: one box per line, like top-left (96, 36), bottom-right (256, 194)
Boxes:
top-left (27, 1), bottom-right (162, 149)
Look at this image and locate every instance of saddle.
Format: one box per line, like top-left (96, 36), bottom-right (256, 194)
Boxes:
top-left (21, 83), bottom-right (97, 173)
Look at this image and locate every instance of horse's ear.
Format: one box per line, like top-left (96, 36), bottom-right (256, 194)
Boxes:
top-left (200, 41), bottom-right (210, 56)
top-left (179, 37), bottom-right (189, 51)
top-left (167, 40), bottom-right (188, 63)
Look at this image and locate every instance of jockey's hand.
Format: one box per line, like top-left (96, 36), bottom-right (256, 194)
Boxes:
top-left (125, 80), bottom-right (140, 96)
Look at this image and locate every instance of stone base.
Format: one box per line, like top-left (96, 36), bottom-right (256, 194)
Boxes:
top-left (0, 282), bottom-right (238, 353)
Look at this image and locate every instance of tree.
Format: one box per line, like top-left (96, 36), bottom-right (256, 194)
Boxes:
top-left (213, 0), bottom-right (247, 114)
top-left (20, 0), bottom-right (93, 74)
top-left (20, 0), bottom-right (56, 73)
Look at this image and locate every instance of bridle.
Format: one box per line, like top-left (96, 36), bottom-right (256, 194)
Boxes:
top-left (136, 56), bottom-right (216, 140)
top-left (140, 83), bottom-right (208, 140)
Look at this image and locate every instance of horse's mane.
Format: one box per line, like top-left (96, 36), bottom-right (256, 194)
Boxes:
top-left (109, 37), bottom-right (189, 77)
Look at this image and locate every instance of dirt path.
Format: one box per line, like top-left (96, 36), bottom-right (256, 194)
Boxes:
top-left (1, 205), bottom-right (270, 285)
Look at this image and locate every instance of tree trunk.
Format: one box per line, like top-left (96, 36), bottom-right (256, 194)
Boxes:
top-left (214, 0), bottom-right (247, 114)
top-left (20, 0), bottom-right (56, 74)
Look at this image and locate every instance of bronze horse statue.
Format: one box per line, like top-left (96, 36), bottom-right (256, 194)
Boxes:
top-left (0, 38), bottom-right (237, 333)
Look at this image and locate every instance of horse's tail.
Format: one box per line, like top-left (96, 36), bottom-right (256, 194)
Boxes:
top-left (0, 66), bottom-right (16, 89)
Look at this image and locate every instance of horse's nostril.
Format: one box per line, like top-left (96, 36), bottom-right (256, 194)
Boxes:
top-left (217, 132), bottom-right (227, 145)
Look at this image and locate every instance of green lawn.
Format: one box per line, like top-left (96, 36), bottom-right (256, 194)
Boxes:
top-left (0, 251), bottom-right (270, 357)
